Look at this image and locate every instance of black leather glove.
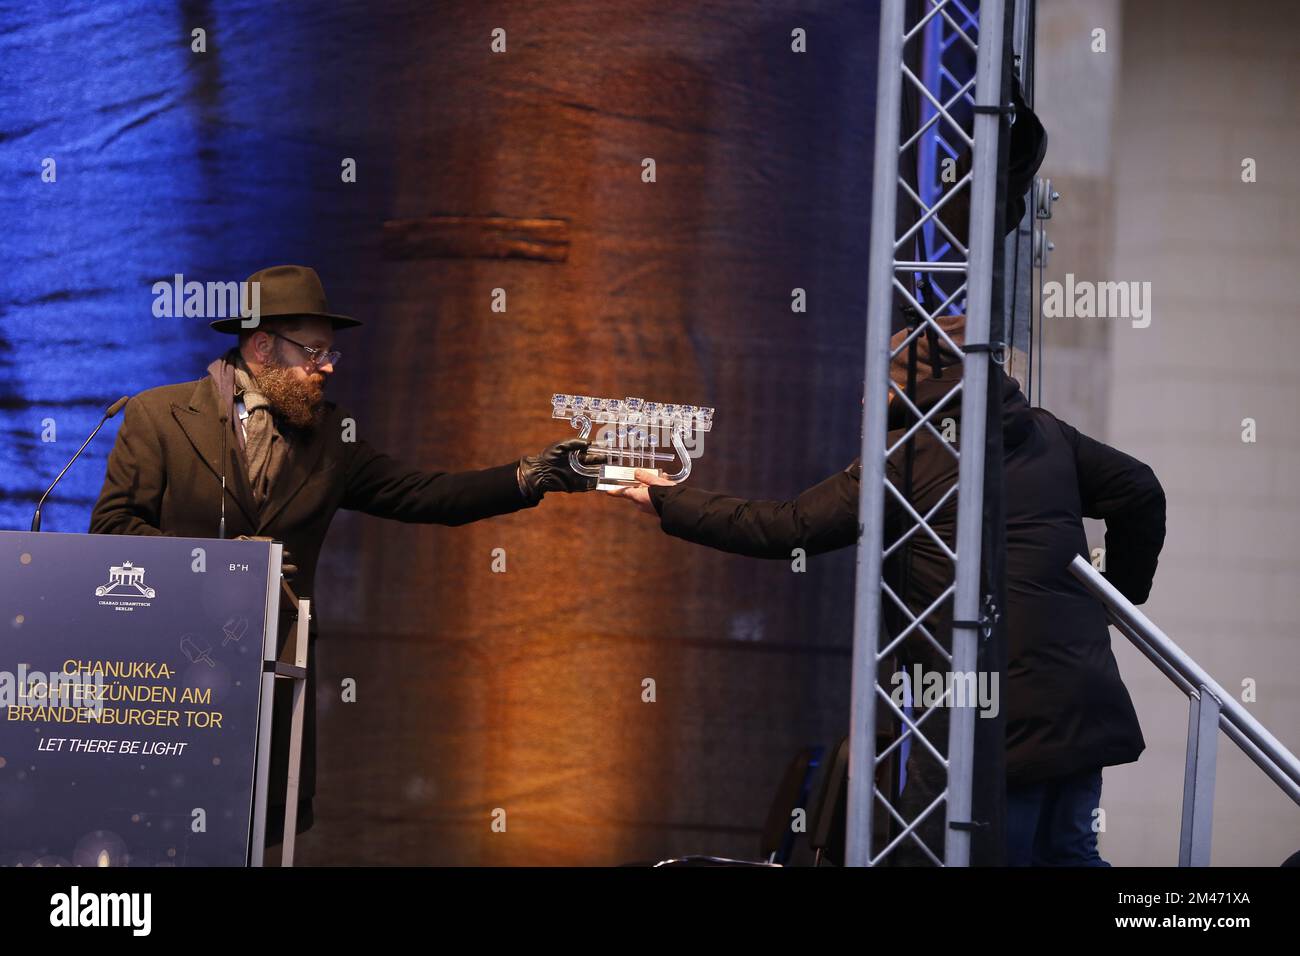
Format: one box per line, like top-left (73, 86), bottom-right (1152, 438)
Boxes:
top-left (235, 535), bottom-right (298, 581)
top-left (517, 438), bottom-right (598, 502)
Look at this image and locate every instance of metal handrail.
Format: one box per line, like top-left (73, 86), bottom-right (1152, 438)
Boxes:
top-left (1069, 554), bottom-right (1300, 865)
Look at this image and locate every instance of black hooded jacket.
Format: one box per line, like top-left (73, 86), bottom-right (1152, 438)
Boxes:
top-left (648, 376), bottom-right (1165, 784)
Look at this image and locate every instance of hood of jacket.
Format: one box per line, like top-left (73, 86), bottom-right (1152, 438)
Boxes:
top-left (886, 314), bottom-right (1033, 450)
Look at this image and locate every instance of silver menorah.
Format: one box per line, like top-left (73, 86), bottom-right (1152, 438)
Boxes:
top-left (551, 394), bottom-right (715, 491)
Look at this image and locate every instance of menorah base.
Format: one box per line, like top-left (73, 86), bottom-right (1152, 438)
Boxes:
top-left (596, 465), bottom-right (663, 492)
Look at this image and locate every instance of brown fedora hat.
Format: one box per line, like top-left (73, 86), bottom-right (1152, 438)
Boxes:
top-left (209, 264), bottom-right (361, 333)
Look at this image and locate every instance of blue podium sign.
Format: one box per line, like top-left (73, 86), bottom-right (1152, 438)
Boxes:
top-left (0, 532), bottom-right (280, 866)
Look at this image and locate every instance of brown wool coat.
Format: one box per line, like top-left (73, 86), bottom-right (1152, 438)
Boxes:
top-left (90, 376), bottom-right (534, 832)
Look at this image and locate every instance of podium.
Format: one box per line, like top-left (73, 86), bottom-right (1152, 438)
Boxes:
top-left (0, 531), bottom-right (308, 867)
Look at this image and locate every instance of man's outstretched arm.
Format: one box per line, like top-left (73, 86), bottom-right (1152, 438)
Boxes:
top-left (341, 436), bottom-right (593, 525)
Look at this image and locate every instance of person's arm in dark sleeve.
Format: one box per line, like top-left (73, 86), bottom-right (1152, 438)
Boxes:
top-left (1058, 418), bottom-right (1166, 604)
top-left (340, 439), bottom-right (535, 526)
top-left (646, 465), bottom-right (860, 559)
top-left (89, 396), bottom-right (168, 536)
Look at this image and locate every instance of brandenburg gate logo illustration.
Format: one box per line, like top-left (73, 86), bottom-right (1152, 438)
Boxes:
top-left (95, 561), bottom-right (156, 599)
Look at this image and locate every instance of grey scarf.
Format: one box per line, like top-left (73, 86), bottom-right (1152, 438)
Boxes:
top-left (206, 349), bottom-right (289, 505)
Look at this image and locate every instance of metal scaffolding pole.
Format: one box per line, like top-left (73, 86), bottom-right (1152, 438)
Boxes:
top-left (1006, 0), bottom-right (1036, 387)
top-left (845, 0), bottom-right (903, 870)
top-left (847, 0), bottom-right (1009, 867)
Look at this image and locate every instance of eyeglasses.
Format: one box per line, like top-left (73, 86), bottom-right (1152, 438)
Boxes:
top-left (272, 332), bottom-right (342, 370)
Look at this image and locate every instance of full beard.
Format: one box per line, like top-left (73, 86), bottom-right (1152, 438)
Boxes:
top-left (253, 361), bottom-right (326, 431)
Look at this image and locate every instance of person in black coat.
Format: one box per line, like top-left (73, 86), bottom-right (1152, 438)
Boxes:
top-left (90, 264), bottom-right (595, 848)
top-left (608, 314), bottom-right (1165, 866)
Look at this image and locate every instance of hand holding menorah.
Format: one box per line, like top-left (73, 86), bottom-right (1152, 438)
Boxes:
top-left (550, 393), bottom-right (714, 491)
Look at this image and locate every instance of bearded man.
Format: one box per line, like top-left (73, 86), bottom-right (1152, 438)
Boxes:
top-left (89, 264), bottom-right (593, 845)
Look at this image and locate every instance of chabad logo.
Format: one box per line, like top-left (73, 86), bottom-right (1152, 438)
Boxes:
top-left (95, 561), bottom-right (155, 599)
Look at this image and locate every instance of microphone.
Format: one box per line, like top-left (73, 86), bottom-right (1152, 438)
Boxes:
top-left (32, 395), bottom-right (129, 532)
top-left (218, 415), bottom-right (228, 539)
